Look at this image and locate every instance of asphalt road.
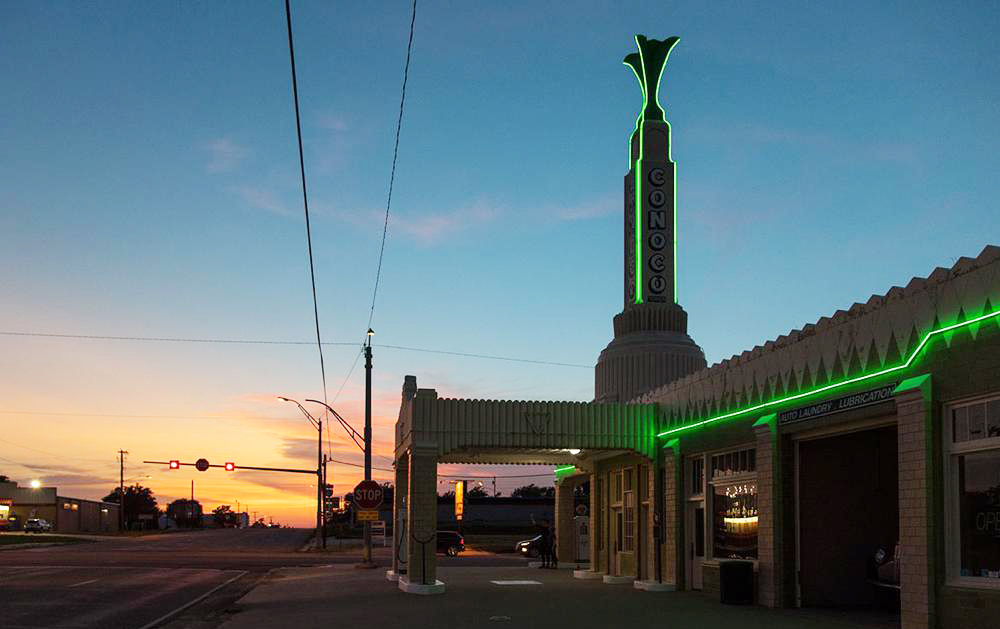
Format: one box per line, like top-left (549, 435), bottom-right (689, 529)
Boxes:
top-left (0, 528), bottom-right (525, 628)
top-left (0, 565), bottom-right (244, 629)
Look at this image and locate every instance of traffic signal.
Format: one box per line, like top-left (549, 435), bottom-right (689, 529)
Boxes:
top-left (323, 484), bottom-right (333, 498)
top-left (224, 462), bottom-right (236, 471)
top-left (169, 460), bottom-right (180, 469)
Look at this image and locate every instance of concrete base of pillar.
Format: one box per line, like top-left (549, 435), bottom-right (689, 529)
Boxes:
top-left (573, 570), bottom-right (604, 579)
top-left (602, 575), bottom-right (635, 585)
top-left (385, 570), bottom-right (400, 582)
top-left (398, 576), bottom-right (445, 595)
top-left (634, 580), bottom-right (676, 592)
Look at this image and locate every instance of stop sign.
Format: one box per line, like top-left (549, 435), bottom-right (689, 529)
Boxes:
top-left (353, 480), bottom-right (383, 509)
top-left (195, 458), bottom-right (210, 472)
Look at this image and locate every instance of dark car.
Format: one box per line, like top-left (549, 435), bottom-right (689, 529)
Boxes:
top-left (436, 530), bottom-right (464, 556)
top-left (515, 534), bottom-right (542, 558)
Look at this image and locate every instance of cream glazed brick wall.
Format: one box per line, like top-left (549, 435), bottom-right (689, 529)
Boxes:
top-left (896, 379), bottom-right (935, 629)
top-left (662, 444), bottom-right (681, 587)
top-left (406, 448), bottom-right (438, 586)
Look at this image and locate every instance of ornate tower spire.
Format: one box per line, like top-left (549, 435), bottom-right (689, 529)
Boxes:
top-left (595, 35), bottom-right (705, 404)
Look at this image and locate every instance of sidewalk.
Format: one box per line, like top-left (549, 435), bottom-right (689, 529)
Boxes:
top-left (218, 564), bottom-right (898, 629)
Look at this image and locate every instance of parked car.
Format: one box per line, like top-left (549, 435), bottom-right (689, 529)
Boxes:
top-left (24, 518), bottom-right (52, 533)
top-left (436, 530), bottom-right (465, 556)
top-left (515, 534), bottom-right (542, 558)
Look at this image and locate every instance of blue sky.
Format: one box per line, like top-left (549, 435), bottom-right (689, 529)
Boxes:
top-left (2, 1), bottom-right (999, 524)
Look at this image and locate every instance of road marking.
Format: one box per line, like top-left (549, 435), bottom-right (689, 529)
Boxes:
top-left (68, 578), bottom-right (99, 587)
top-left (136, 570), bottom-right (247, 629)
top-left (490, 580), bottom-right (542, 585)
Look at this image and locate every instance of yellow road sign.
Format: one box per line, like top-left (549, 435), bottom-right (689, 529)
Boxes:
top-left (356, 510), bottom-right (379, 521)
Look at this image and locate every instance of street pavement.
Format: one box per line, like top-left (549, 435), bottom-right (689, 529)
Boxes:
top-left (0, 528), bottom-right (333, 629)
top-left (0, 565), bottom-right (244, 629)
top-left (0, 528), bottom-right (529, 628)
top-left (217, 564), bottom-right (900, 629)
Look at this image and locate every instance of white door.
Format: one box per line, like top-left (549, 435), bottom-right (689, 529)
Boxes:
top-left (687, 502), bottom-right (705, 590)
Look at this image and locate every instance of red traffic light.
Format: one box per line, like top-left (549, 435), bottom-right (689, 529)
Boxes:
top-left (224, 462), bottom-right (235, 471)
top-left (168, 460), bottom-right (180, 469)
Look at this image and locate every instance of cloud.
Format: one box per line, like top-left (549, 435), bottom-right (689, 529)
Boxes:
top-left (230, 185), bottom-right (297, 219)
top-left (202, 138), bottom-right (249, 173)
top-left (317, 114), bottom-right (348, 132)
top-left (389, 200), bottom-right (501, 245)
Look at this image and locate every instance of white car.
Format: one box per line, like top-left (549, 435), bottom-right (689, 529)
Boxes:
top-left (23, 518), bottom-right (53, 533)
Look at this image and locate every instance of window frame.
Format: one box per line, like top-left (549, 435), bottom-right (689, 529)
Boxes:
top-left (944, 393), bottom-right (1000, 590)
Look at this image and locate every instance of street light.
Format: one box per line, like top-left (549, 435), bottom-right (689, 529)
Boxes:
top-left (278, 396), bottom-right (325, 549)
top-left (29, 479), bottom-right (41, 489)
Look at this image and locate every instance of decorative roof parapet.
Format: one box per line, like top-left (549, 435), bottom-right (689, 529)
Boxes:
top-left (637, 245), bottom-right (1000, 419)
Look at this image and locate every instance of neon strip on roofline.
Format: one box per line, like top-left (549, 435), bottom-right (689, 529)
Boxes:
top-left (657, 306), bottom-right (1000, 438)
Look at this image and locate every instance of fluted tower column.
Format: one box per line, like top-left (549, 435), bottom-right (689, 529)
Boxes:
top-left (595, 35), bottom-right (706, 403)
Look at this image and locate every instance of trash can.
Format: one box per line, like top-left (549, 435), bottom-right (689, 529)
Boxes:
top-left (719, 560), bottom-right (754, 604)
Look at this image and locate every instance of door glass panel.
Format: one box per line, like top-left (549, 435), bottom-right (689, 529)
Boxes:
top-left (694, 506), bottom-right (705, 557)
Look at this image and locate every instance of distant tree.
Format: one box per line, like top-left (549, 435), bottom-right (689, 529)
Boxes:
top-left (439, 490), bottom-right (455, 499)
top-left (212, 505), bottom-right (235, 528)
top-left (102, 484), bottom-right (160, 529)
top-left (0, 474), bottom-right (10, 483)
top-left (467, 486), bottom-right (488, 498)
top-left (166, 499), bottom-right (203, 528)
top-left (511, 483), bottom-right (554, 499)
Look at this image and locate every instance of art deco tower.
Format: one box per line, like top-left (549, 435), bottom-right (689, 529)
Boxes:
top-left (595, 35), bottom-right (706, 403)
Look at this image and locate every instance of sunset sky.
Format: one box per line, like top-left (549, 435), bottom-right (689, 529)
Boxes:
top-left (3, 2), bottom-right (999, 526)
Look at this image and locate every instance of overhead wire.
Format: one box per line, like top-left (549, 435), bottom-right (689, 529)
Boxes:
top-left (283, 0), bottom-right (332, 438)
top-left (367, 0), bottom-right (418, 332)
top-left (1, 330), bottom-right (591, 368)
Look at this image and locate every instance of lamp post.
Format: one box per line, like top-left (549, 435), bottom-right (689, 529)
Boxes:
top-left (278, 396), bottom-right (325, 549)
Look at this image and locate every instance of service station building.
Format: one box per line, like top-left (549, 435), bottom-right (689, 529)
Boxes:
top-left (390, 35), bottom-right (1000, 629)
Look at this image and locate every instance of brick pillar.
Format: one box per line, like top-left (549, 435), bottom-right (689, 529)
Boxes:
top-left (406, 446), bottom-right (438, 586)
top-left (589, 472), bottom-right (601, 570)
top-left (646, 462), bottom-right (657, 580)
top-left (390, 455), bottom-right (409, 578)
top-left (753, 413), bottom-right (784, 608)
top-left (662, 439), bottom-right (681, 587)
top-left (895, 375), bottom-right (934, 629)
top-left (555, 476), bottom-right (577, 563)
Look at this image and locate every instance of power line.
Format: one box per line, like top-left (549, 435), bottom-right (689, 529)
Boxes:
top-left (284, 0), bottom-right (331, 426)
top-left (0, 331), bottom-right (592, 368)
top-left (0, 331), bottom-right (355, 346)
top-left (367, 0), bottom-right (418, 331)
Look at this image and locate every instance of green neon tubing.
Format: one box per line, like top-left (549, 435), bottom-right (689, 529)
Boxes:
top-left (657, 307), bottom-right (1000, 438)
top-left (554, 465), bottom-right (576, 473)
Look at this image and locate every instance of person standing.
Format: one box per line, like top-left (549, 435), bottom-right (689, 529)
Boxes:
top-left (532, 514), bottom-right (552, 568)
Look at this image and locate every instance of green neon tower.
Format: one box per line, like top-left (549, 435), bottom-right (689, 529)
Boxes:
top-left (595, 35), bottom-right (706, 403)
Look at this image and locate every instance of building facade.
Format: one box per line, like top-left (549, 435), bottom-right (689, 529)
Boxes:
top-left (0, 480), bottom-right (119, 534)
top-left (390, 33), bottom-right (1000, 629)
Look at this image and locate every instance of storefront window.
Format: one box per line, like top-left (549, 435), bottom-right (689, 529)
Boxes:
top-left (949, 397), bottom-right (1000, 584)
top-left (623, 468), bottom-right (635, 552)
top-left (712, 481), bottom-right (758, 559)
top-left (957, 450), bottom-right (1000, 579)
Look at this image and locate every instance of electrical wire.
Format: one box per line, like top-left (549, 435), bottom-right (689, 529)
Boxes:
top-left (0, 331), bottom-right (355, 346)
top-left (367, 0), bottom-right (418, 332)
top-left (284, 0), bottom-right (331, 432)
top-left (1, 331), bottom-right (591, 368)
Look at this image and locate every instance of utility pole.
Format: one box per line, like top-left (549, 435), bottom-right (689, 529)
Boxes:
top-left (118, 449), bottom-right (127, 532)
top-left (191, 479), bottom-right (194, 501)
top-left (362, 328), bottom-right (374, 565)
top-left (493, 476), bottom-right (497, 498)
top-left (317, 412), bottom-right (324, 549)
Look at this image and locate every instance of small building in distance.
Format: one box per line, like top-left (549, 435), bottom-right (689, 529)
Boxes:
top-left (0, 479), bottom-right (119, 533)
